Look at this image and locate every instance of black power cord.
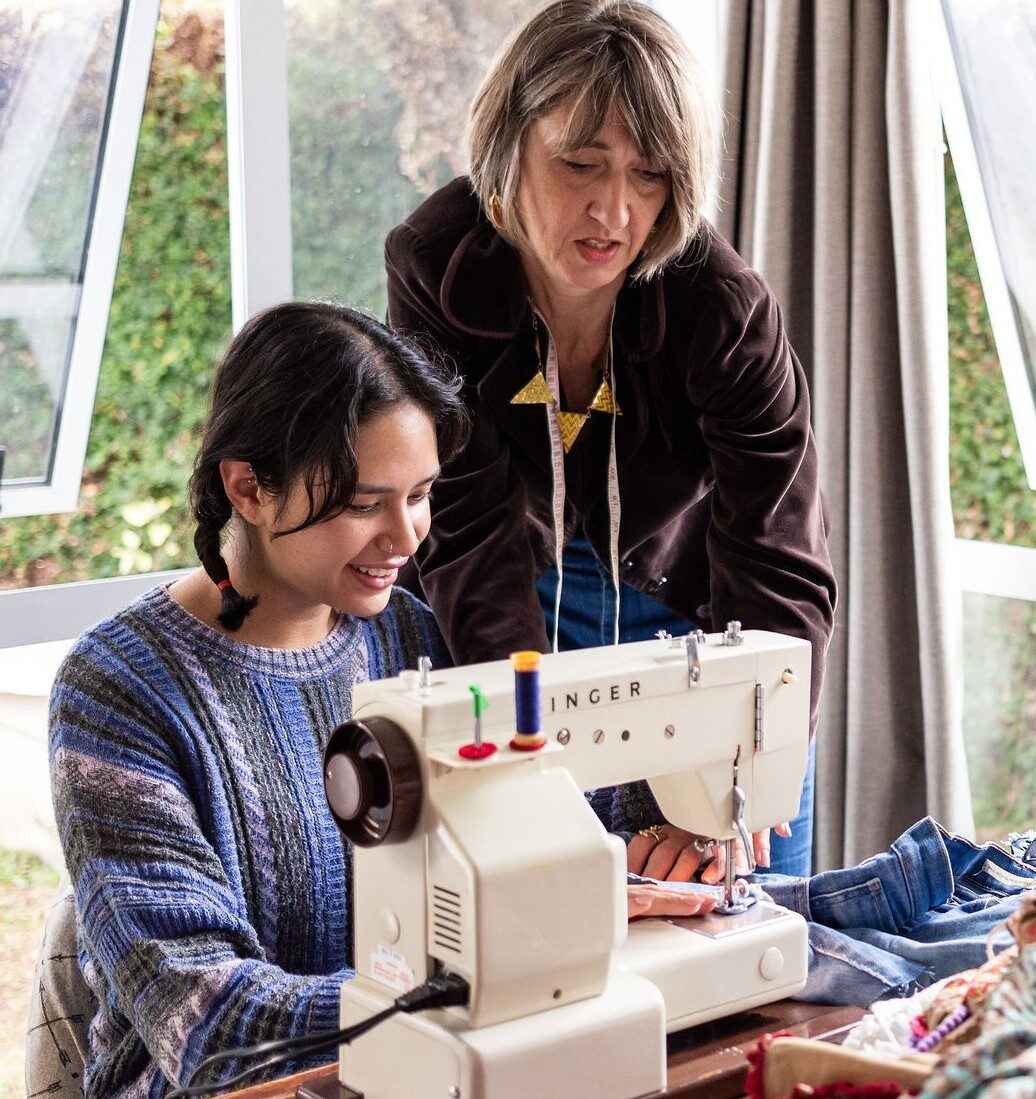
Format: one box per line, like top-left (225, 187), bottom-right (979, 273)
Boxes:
top-left (165, 971), bottom-right (470, 1099)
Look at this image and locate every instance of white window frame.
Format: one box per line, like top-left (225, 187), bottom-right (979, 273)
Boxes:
top-left (935, 1), bottom-right (1036, 491)
top-left (0, 570), bottom-right (190, 649)
top-left (223, 0), bottom-right (293, 329)
top-left (955, 540), bottom-right (1036, 603)
top-left (0, 0), bottom-right (162, 519)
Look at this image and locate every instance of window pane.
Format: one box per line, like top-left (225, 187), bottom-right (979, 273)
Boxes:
top-left (947, 153), bottom-right (1035, 548)
top-left (0, 308), bottom-right (75, 481)
top-left (0, 1), bottom-right (126, 486)
top-left (0, 7), bottom-right (230, 590)
top-left (284, 0), bottom-right (540, 312)
top-left (943, 0), bottom-right (1036, 410)
top-left (962, 592), bottom-right (1036, 842)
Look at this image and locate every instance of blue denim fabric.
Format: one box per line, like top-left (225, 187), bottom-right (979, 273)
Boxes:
top-left (766, 738), bottom-right (816, 877)
top-left (757, 817), bottom-right (1035, 1006)
top-left (537, 537), bottom-right (694, 648)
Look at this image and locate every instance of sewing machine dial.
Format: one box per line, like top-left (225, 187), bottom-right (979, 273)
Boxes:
top-left (324, 717), bottom-right (423, 846)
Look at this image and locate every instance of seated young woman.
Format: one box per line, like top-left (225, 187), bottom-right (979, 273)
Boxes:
top-left (48, 302), bottom-right (716, 1097)
top-left (48, 303), bottom-right (466, 1095)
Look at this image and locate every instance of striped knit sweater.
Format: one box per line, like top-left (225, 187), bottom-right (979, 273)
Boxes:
top-left (49, 584), bottom-right (450, 1097)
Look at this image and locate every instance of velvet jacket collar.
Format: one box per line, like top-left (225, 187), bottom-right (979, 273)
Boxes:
top-left (436, 218), bottom-right (668, 364)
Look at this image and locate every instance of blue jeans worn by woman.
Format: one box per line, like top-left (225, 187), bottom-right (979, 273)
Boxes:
top-left (539, 537), bottom-right (815, 876)
top-left (758, 816), bottom-right (1036, 1005)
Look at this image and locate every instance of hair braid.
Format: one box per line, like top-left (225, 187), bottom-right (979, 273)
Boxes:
top-left (191, 467), bottom-right (259, 631)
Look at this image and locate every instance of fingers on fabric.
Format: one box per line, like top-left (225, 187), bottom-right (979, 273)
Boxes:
top-left (775, 821), bottom-right (793, 838)
top-left (627, 886), bottom-right (716, 920)
top-left (630, 825), bottom-right (710, 882)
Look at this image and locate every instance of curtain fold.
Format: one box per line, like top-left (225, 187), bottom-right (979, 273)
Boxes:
top-left (718, 0), bottom-right (971, 869)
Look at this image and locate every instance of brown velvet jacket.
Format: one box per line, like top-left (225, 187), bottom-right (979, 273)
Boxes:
top-left (386, 178), bottom-right (836, 729)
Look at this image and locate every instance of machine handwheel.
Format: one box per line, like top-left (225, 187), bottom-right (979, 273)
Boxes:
top-left (323, 717), bottom-right (422, 846)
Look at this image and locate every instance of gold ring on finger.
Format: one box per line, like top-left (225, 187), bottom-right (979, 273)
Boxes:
top-left (637, 825), bottom-right (665, 843)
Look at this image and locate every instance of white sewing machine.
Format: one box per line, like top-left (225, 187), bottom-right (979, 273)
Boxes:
top-left (323, 626), bottom-right (811, 1099)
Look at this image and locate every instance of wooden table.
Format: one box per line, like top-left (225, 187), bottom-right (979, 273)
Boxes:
top-left (224, 1001), bottom-right (865, 1099)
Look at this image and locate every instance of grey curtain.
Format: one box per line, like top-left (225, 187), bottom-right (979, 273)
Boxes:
top-left (717, 0), bottom-right (973, 868)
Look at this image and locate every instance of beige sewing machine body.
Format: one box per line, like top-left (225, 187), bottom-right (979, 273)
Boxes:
top-left (323, 628), bottom-right (811, 1099)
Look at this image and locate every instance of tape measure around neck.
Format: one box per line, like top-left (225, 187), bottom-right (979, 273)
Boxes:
top-left (536, 311), bottom-right (622, 650)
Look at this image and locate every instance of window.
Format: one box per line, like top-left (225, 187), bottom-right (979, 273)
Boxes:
top-left (938, 3), bottom-right (1036, 840)
top-left (940, 0), bottom-right (1036, 488)
top-left (0, 0), bottom-right (160, 520)
top-left (0, 1), bottom-right (226, 647)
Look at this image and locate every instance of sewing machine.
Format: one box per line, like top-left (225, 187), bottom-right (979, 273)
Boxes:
top-left (323, 626), bottom-right (811, 1099)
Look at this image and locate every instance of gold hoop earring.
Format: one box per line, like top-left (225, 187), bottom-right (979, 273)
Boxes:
top-left (487, 191), bottom-right (504, 231)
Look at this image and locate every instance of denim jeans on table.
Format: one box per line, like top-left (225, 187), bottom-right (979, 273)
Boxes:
top-left (540, 537), bottom-right (815, 876)
top-left (757, 816), bottom-right (1036, 1006)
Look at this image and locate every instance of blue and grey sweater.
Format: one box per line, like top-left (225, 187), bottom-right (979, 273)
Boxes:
top-left (49, 584), bottom-right (449, 1097)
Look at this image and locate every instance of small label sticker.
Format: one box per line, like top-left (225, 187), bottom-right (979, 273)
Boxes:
top-left (371, 945), bottom-right (417, 995)
top-left (982, 859), bottom-right (1034, 889)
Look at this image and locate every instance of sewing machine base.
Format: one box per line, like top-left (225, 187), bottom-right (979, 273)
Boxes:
top-left (338, 969), bottom-right (666, 1099)
top-left (617, 902), bottom-right (808, 1031)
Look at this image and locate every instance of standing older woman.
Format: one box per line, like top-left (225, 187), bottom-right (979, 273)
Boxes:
top-left (385, 0), bottom-right (835, 878)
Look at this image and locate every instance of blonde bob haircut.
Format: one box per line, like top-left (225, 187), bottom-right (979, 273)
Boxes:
top-left (467, 0), bottom-right (717, 281)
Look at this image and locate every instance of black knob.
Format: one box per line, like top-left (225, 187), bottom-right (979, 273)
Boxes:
top-left (323, 716), bottom-right (422, 847)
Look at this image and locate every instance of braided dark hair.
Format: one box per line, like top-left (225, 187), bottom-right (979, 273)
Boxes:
top-left (190, 301), bottom-right (469, 630)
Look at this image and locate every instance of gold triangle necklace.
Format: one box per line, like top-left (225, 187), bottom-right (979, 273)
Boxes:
top-left (510, 311), bottom-right (621, 452)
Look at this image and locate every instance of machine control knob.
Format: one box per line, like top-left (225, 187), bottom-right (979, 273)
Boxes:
top-left (759, 946), bottom-right (784, 981)
top-left (381, 909), bottom-right (401, 944)
top-left (324, 717), bottom-right (422, 847)
top-left (723, 620), bottom-right (744, 646)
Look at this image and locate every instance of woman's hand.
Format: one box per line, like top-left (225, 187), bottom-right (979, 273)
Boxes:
top-left (627, 822), bottom-right (793, 885)
top-left (627, 823), bottom-right (714, 882)
top-left (627, 882), bottom-right (716, 920)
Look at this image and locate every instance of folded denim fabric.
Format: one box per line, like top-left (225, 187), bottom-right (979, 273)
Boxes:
top-left (754, 817), bottom-right (1035, 1007)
